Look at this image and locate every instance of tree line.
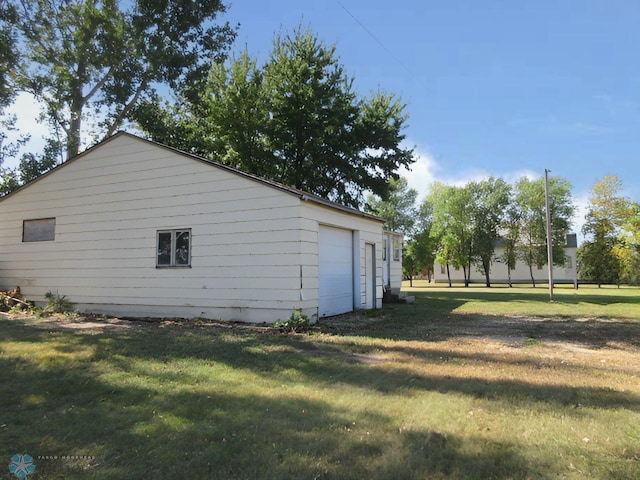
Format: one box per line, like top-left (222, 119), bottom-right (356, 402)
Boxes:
top-left (368, 174), bottom-right (640, 287)
top-left (0, 1), bottom-right (414, 206)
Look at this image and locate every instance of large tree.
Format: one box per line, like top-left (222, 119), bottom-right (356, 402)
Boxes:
top-left (499, 199), bottom-right (521, 287)
top-left (513, 176), bottom-right (574, 287)
top-left (0, 0), bottom-right (22, 178)
top-left (0, 0), bottom-right (18, 108)
top-left (578, 176), bottom-right (633, 286)
top-left (136, 27), bottom-right (415, 208)
top-left (618, 201), bottom-right (640, 285)
top-left (5, 0), bottom-right (236, 163)
top-left (428, 183), bottom-right (474, 286)
top-left (468, 177), bottom-right (511, 287)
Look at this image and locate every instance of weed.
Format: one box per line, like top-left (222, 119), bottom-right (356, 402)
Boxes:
top-left (44, 291), bottom-right (75, 313)
top-left (271, 309), bottom-right (310, 333)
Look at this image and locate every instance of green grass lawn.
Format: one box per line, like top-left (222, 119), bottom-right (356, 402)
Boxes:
top-left (1, 287), bottom-right (639, 479)
top-left (403, 281), bottom-right (640, 319)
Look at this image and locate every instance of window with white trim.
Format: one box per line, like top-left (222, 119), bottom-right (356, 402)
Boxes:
top-left (157, 229), bottom-right (191, 267)
top-left (23, 218), bottom-right (56, 242)
top-left (392, 238), bottom-right (401, 261)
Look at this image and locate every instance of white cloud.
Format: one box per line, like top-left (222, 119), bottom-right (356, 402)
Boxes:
top-left (398, 144), bottom-right (440, 202)
top-left (400, 144), bottom-right (543, 203)
top-left (398, 144), bottom-right (586, 241)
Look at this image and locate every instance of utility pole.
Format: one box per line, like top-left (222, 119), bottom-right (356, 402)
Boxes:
top-left (544, 169), bottom-right (554, 301)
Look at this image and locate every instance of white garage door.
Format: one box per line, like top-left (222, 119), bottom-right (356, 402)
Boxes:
top-left (318, 225), bottom-right (354, 317)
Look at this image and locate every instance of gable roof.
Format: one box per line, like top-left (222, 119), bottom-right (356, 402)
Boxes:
top-left (1, 131), bottom-right (384, 223)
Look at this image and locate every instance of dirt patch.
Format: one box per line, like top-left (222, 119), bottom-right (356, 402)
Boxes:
top-left (4, 310), bottom-right (639, 352)
top-left (319, 311), bottom-right (640, 351)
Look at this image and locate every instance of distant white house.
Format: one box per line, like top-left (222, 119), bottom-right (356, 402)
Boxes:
top-left (0, 132), bottom-right (388, 323)
top-left (433, 234), bottom-right (578, 285)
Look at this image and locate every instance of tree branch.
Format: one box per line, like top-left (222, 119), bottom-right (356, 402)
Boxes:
top-left (103, 80), bottom-right (147, 138)
top-left (82, 65), bottom-right (116, 105)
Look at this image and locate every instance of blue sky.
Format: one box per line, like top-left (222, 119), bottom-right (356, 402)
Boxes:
top-left (8, 0), bottom-right (640, 233)
top-left (224, 0), bottom-right (640, 231)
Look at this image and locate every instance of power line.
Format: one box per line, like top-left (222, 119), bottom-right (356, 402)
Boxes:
top-left (335, 0), bottom-right (411, 75)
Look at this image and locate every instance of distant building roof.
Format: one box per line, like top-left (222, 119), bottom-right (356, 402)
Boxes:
top-left (494, 233), bottom-right (578, 249)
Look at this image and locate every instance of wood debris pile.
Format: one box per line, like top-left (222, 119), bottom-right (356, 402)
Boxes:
top-left (1, 287), bottom-right (30, 313)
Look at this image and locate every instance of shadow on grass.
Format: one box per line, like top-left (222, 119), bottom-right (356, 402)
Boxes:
top-left (320, 290), bottom-right (640, 349)
top-left (0, 319), bottom-right (560, 480)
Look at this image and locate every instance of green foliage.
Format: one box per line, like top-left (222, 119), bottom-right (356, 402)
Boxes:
top-left (513, 176), bottom-right (575, 286)
top-left (427, 175), bottom-right (575, 288)
top-left (403, 229), bottom-right (436, 284)
top-left (136, 26), bottom-right (415, 208)
top-left (44, 291), bottom-right (75, 314)
top-left (4, 0), bottom-right (236, 164)
top-left (468, 177), bottom-right (511, 286)
top-left (271, 309), bottom-right (310, 333)
top-left (578, 238), bottom-right (622, 286)
top-left (0, 2), bottom-right (18, 107)
top-left (365, 177), bottom-right (417, 236)
top-left (578, 176), bottom-right (640, 286)
top-left (428, 182), bottom-right (474, 285)
top-left (578, 176), bottom-right (638, 286)
top-left (17, 136), bottom-right (62, 184)
top-left (0, 165), bottom-right (19, 196)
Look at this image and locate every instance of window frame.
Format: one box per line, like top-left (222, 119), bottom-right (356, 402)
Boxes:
top-left (156, 228), bottom-right (192, 268)
top-left (23, 218), bottom-right (56, 242)
top-left (392, 238), bottom-right (401, 261)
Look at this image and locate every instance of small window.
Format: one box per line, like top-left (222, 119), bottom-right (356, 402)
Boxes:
top-left (23, 218), bottom-right (56, 242)
top-left (382, 239), bottom-right (387, 261)
top-left (565, 256), bottom-right (573, 269)
top-left (157, 229), bottom-right (191, 267)
top-left (392, 238), bottom-right (401, 261)
top-left (440, 264), bottom-right (446, 275)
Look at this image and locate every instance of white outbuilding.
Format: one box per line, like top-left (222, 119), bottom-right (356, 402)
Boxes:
top-left (0, 132), bottom-right (387, 323)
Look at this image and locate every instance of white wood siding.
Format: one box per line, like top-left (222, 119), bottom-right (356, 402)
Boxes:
top-left (0, 135), bottom-right (309, 323)
top-left (0, 134), bottom-right (386, 323)
top-left (384, 232), bottom-right (403, 292)
top-left (433, 246), bottom-right (578, 285)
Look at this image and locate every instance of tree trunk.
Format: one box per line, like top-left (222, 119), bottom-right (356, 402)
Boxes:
top-left (483, 260), bottom-right (491, 287)
top-left (446, 264), bottom-right (452, 287)
top-left (529, 264), bottom-right (536, 287)
top-left (507, 268), bottom-right (512, 288)
top-left (67, 114), bottom-right (81, 161)
top-left (67, 59), bottom-right (86, 161)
